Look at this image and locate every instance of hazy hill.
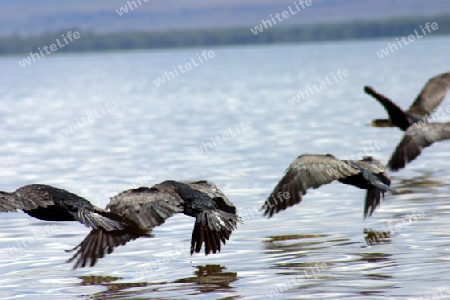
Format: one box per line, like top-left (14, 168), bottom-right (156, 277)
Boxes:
top-left (1, 0), bottom-right (450, 35)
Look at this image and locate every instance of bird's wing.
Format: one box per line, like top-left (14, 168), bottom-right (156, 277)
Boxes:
top-left (364, 86), bottom-right (411, 130)
top-left (0, 192), bottom-right (22, 212)
top-left (8, 184), bottom-right (55, 211)
top-left (262, 154), bottom-right (361, 217)
top-left (66, 194), bottom-right (156, 269)
top-left (65, 184), bottom-right (184, 268)
top-left (388, 122), bottom-right (450, 171)
top-left (75, 208), bottom-right (125, 231)
top-left (66, 226), bottom-right (152, 269)
top-left (107, 184), bottom-right (185, 230)
top-left (409, 72), bottom-right (450, 115)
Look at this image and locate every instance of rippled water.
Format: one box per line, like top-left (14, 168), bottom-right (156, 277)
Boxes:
top-left (0, 36), bottom-right (449, 299)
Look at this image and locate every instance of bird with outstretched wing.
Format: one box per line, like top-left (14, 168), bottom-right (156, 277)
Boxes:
top-left (262, 154), bottom-right (394, 219)
top-left (66, 180), bottom-right (241, 269)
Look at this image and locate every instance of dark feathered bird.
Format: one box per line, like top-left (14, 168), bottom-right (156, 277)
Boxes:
top-left (66, 180), bottom-right (241, 269)
top-left (0, 184), bottom-right (125, 231)
top-left (388, 122), bottom-right (450, 171)
top-left (261, 154), bottom-right (394, 219)
top-left (364, 71), bottom-right (450, 130)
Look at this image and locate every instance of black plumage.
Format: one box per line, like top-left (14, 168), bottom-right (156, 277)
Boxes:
top-left (364, 71), bottom-right (450, 130)
top-left (262, 154), bottom-right (394, 219)
top-left (0, 184), bottom-right (125, 231)
top-left (66, 180), bottom-right (241, 269)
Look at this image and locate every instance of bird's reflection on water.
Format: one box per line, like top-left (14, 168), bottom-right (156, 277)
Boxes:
top-left (391, 170), bottom-right (449, 195)
top-left (363, 229), bottom-right (391, 247)
top-left (358, 251), bottom-right (393, 265)
top-left (263, 233), bottom-right (358, 254)
top-left (174, 265), bottom-right (238, 294)
top-left (261, 233), bottom-right (396, 299)
top-left (79, 275), bottom-right (122, 286)
top-left (263, 234), bottom-right (339, 275)
top-left (263, 234), bottom-right (330, 251)
top-left (78, 276), bottom-right (153, 300)
top-left (263, 232), bottom-right (396, 272)
top-left (78, 265), bottom-right (237, 299)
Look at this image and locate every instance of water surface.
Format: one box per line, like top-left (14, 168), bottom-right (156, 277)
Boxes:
top-left (0, 36), bottom-right (450, 299)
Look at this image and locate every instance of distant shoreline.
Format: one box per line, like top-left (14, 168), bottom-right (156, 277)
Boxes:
top-left (1, 14), bottom-right (449, 56)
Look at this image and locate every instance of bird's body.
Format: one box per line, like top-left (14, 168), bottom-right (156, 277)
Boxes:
top-left (365, 72), bottom-right (450, 130)
top-left (0, 184), bottom-right (125, 231)
top-left (67, 180), bottom-right (241, 269)
top-left (388, 122), bottom-right (450, 171)
top-left (262, 154), bottom-right (393, 219)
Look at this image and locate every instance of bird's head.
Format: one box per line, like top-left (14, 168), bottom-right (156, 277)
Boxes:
top-left (361, 156), bottom-right (374, 162)
top-left (370, 119), bottom-right (394, 127)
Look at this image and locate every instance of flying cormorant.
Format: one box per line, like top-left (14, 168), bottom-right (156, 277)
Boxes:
top-left (0, 184), bottom-right (126, 231)
top-left (66, 180), bottom-right (241, 269)
top-left (364, 71), bottom-right (450, 130)
top-left (261, 154), bottom-right (394, 219)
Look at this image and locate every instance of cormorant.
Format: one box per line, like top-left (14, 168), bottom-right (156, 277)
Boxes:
top-left (66, 180), bottom-right (241, 269)
top-left (0, 184), bottom-right (126, 231)
top-left (364, 71), bottom-right (450, 130)
top-left (388, 122), bottom-right (450, 171)
top-left (261, 154), bottom-right (394, 219)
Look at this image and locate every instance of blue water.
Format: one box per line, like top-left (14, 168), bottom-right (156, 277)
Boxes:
top-left (0, 35), bottom-right (449, 299)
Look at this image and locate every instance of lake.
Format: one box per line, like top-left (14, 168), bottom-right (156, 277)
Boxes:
top-left (0, 35), bottom-right (449, 299)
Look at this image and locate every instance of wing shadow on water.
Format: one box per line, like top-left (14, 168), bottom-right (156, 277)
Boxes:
top-left (262, 233), bottom-right (397, 298)
top-left (385, 170), bottom-right (450, 220)
top-left (174, 265), bottom-right (238, 295)
top-left (356, 248), bottom-right (397, 295)
top-left (77, 276), bottom-right (158, 300)
top-left (76, 265), bottom-right (237, 299)
top-left (263, 233), bottom-right (396, 275)
top-left (391, 170), bottom-right (449, 195)
top-left (262, 234), bottom-right (352, 275)
top-left (353, 230), bottom-right (397, 285)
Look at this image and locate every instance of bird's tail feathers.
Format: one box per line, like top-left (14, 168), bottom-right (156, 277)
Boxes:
top-left (364, 186), bottom-right (382, 219)
top-left (370, 176), bottom-right (396, 193)
top-left (360, 169), bottom-right (395, 193)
